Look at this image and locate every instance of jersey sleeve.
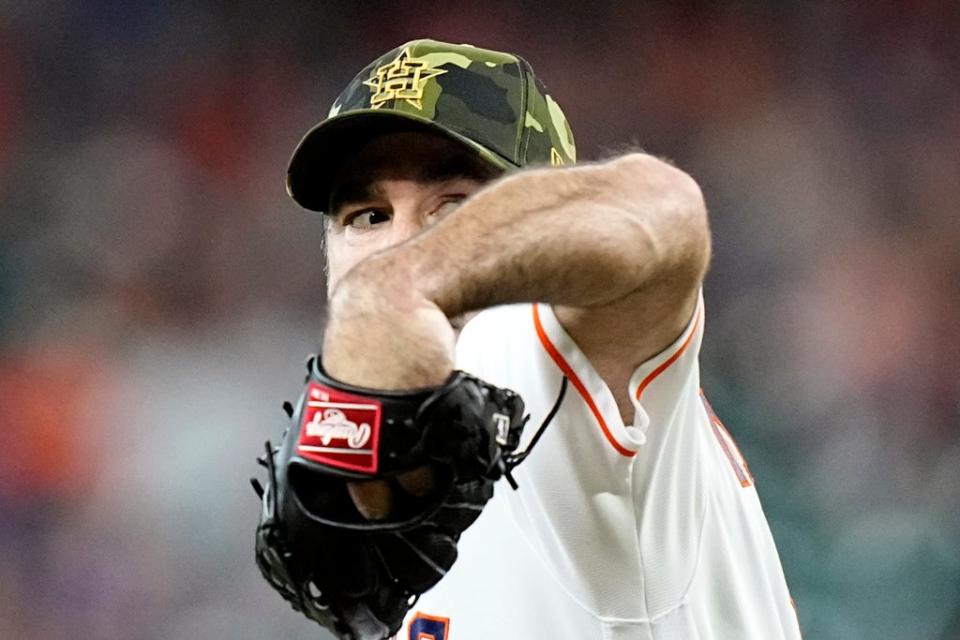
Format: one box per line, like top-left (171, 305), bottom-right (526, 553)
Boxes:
top-left (455, 291), bottom-right (705, 468)
top-left (530, 290), bottom-right (705, 456)
top-left (452, 294), bottom-right (707, 620)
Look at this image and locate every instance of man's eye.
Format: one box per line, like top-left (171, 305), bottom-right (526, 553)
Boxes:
top-left (435, 200), bottom-right (463, 218)
top-left (346, 210), bottom-right (390, 229)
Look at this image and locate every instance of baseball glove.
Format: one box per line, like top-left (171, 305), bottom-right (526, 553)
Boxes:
top-left (251, 356), bottom-right (564, 640)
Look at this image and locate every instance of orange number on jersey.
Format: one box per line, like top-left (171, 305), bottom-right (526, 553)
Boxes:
top-left (701, 392), bottom-right (754, 488)
top-left (409, 612), bottom-right (449, 640)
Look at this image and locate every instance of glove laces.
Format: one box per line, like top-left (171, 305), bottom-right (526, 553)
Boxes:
top-left (502, 376), bottom-right (568, 490)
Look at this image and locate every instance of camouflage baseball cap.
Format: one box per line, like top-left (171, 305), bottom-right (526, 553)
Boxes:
top-left (286, 39), bottom-right (577, 212)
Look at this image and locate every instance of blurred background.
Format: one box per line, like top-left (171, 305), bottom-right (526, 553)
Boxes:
top-left (1, 1), bottom-right (958, 638)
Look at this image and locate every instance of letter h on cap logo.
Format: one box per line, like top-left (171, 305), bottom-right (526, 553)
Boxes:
top-left (363, 47), bottom-right (447, 111)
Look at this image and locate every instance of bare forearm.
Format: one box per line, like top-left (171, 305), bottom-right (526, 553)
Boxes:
top-left (355, 153), bottom-right (708, 317)
top-left (323, 153), bottom-right (709, 389)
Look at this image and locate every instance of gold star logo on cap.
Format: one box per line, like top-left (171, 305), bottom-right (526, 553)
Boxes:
top-left (363, 47), bottom-right (447, 111)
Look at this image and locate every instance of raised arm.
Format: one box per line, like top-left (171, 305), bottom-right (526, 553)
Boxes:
top-left (322, 152), bottom-right (710, 394)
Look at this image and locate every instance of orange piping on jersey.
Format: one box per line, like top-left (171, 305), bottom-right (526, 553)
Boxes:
top-left (532, 304), bottom-right (636, 458)
top-left (635, 305), bottom-right (702, 401)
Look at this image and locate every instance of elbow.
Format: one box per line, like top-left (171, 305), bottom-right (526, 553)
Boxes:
top-left (677, 169), bottom-right (712, 286)
top-left (615, 152), bottom-right (712, 287)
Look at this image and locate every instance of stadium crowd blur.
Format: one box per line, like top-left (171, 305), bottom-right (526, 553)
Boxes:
top-left (1, 2), bottom-right (957, 639)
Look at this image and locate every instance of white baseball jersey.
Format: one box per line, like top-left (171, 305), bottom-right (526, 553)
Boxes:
top-left (397, 293), bottom-right (802, 639)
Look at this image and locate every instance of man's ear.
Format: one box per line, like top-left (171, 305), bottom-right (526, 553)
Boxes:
top-left (320, 215), bottom-right (332, 278)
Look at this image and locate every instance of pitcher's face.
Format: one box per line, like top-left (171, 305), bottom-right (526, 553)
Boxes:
top-left (324, 131), bottom-right (500, 292)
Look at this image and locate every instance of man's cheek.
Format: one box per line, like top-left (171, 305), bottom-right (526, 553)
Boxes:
top-left (325, 243), bottom-right (349, 294)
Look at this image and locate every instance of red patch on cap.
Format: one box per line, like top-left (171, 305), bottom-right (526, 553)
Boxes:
top-left (296, 382), bottom-right (382, 474)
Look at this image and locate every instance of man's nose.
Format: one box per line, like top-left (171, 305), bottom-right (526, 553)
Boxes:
top-left (390, 207), bottom-right (437, 243)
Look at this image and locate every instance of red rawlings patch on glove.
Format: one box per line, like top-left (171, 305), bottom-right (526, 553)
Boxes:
top-left (296, 381), bottom-right (382, 474)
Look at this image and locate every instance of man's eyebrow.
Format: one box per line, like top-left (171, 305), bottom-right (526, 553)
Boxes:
top-left (327, 153), bottom-right (500, 215)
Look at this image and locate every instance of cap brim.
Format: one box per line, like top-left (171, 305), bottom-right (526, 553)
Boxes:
top-left (286, 109), bottom-right (515, 213)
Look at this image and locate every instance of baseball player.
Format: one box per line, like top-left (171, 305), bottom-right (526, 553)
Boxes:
top-left (254, 39), bottom-right (802, 640)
